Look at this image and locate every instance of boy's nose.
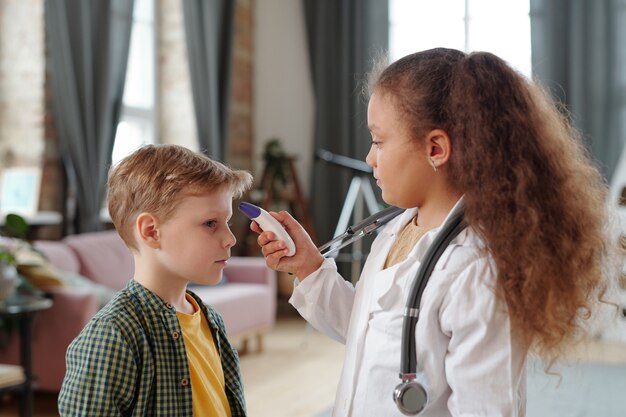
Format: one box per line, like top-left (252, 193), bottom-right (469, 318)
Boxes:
top-left (365, 147), bottom-right (376, 168)
top-left (224, 228), bottom-right (237, 248)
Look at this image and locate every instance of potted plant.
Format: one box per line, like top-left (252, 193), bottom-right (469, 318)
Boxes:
top-left (262, 138), bottom-right (289, 204)
top-left (0, 214), bottom-right (31, 301)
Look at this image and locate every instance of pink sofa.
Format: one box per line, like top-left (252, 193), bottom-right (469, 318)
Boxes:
top-left (0, 230), bottom-right (276, 391)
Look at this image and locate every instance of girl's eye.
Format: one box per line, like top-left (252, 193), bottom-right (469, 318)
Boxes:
top-left (205, 220), bottom-right (218, 229)
top-left (371, 140), bottom-right (382, 149)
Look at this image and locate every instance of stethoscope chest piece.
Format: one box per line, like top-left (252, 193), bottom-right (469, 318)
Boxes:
top-left (393, 381), bottom-right (428, 415)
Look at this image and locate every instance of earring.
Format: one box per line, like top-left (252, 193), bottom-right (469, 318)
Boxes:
top-left (429, 158), bottom-right (438, 172)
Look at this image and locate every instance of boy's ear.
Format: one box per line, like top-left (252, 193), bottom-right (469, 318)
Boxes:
top-left (136, 212), bottom-right (160, 249)
top-left (425, 129), bottom-right (452, 167)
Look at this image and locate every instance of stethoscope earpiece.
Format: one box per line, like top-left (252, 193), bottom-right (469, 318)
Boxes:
top-left (393, 381), bottom-right (428, 415)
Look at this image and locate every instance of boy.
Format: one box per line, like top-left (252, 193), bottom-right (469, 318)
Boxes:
top-left (58, 144), bottom-right (253, 417)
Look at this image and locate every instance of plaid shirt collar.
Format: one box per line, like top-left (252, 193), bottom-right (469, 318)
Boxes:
top-left (126, 279), bottom-right (247, 415)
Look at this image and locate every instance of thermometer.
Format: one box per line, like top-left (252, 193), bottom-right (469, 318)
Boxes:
top-left (239, 202), bottom-right (296, 256)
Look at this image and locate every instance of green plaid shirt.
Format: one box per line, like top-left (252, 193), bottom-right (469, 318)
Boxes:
top-left (58, 280), bottom-right (246, 417)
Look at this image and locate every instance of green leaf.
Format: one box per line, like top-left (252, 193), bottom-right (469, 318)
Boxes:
top-left (3, 213), bottom-right (29, 240)
top-left (0, 251), bottom-right (16, 265)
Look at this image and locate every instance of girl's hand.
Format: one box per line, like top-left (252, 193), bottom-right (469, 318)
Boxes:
top-left (250, 211), bottom-right (324, 280)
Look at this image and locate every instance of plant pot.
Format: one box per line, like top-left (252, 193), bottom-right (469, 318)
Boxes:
top-left (0, 264), bottom-right (18, 302)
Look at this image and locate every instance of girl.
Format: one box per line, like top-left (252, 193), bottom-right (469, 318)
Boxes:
top-left (252, 48), bottom-right (615, 417)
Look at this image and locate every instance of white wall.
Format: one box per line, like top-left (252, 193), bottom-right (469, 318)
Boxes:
top-left (254, 0), bottom-right (314, 196)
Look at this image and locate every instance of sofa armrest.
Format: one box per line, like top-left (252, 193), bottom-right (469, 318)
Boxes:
top-left (35, 287), bottom-right (101, 391)
top-left (225, 256), bottom-right (276, 287)
top-left (0, 287), bottom-right (100, 392)
top-left (44, 286), bottom-right (101, 329)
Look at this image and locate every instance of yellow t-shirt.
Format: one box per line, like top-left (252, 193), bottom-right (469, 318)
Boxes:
top-left (177, 294), bottom-right (232, 417)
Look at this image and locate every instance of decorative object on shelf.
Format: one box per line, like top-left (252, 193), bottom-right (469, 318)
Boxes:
top-left (0, 213), bottom-right (29, 302)
top-left (0, 254), bottom-right (18, 302)
top-left (0, 167), bottom-right (42, 216)
top-left (0, 212), bottom-right (53, 356)
top-left (1, 213), bottom-right (29, 240)
top-left (0, 214), bottom-right (47, 299)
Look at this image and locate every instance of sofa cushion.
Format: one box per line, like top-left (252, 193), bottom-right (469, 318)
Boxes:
top-left (63, 231), bottom-right (134, 291)
top-left (34, 240), bottom-right (80, 274)
top-left (190, 283), bottom-right (275, 337)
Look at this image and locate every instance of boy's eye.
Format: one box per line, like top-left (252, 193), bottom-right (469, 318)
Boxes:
top-left (205, 220), bottom-right (218, 229)
top-left (371, 140), bottom-right (382, 149)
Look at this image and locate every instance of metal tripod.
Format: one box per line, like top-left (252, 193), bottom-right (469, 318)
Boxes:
top-left (329, 175), bottom-right (381, 283)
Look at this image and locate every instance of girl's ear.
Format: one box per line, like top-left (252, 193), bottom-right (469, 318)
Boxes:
top-left (136, 212), bottom-right (160, 249)
top-left (425, 129), bottom-right (452, 169)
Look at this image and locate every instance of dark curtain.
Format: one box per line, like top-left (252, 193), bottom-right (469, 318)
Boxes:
top-left (182, 0), bottom-right (235, 161)
top-left (303, 0), bottom-right (389, 244)
top-left (46, 0), bottom-right (134, 233)
top-left (530, 0), bottom-right (626, 181)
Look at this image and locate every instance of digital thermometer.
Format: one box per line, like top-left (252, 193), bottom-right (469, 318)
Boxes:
top-left (239, 202), bottom-right (296, 256)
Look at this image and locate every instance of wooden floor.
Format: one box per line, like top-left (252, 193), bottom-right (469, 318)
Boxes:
top-left (238, 313), bottom-right (344, 417)
top-left (0, 308), bottom-right (624, 417)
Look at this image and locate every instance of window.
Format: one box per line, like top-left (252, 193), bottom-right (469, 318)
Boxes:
top-left (112, 0), bottom-right (156, 165)
top-left (389, 0), bottom-right (531, 77)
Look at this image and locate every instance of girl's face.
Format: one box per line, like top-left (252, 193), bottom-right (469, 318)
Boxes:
top-left (366, 92), bottom-right (435, 209)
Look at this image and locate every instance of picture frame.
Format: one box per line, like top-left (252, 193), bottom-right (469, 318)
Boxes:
top-left (0, 167), bottom-right (42, 216)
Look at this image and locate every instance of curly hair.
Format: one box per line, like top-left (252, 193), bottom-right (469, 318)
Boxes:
top-left (370, 48), bottom-right (616, 363)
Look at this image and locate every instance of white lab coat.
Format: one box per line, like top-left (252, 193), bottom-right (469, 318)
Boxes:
top-left (290, 201), bottom-right (527, 417)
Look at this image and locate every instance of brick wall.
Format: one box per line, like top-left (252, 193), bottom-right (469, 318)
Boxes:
top-left (228, 0), bottom-right (254, 172)
top-left (157, 0), bottom-right (198, 151)
top-left (0, 0), bottom-right (45, 168)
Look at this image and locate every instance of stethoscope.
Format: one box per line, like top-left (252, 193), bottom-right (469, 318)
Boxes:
top-left (319, 203), bottom-right (467, 415)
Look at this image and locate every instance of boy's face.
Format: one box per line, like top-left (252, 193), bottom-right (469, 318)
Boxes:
top-left (154, 188), bottom-right (235, 286)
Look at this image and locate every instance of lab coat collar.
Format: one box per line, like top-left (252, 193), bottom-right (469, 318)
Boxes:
top-left (371, 196), bottom-right (468, 309)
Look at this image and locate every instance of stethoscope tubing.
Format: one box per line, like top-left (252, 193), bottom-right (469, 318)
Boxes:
top-left (401, 206), bottom-right (467, 374)
top-left (315, 202), bottom-right (467, 413)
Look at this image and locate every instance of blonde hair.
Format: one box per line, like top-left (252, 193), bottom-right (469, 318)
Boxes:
top-left (107, 144), bottom-right (253, 249)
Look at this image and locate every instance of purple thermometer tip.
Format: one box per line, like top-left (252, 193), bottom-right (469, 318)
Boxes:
top-left (239, 202), bottom-right (261, 219)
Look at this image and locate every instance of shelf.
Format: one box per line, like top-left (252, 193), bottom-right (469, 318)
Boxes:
top-left (0, 364), bottom-right (25, 390)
